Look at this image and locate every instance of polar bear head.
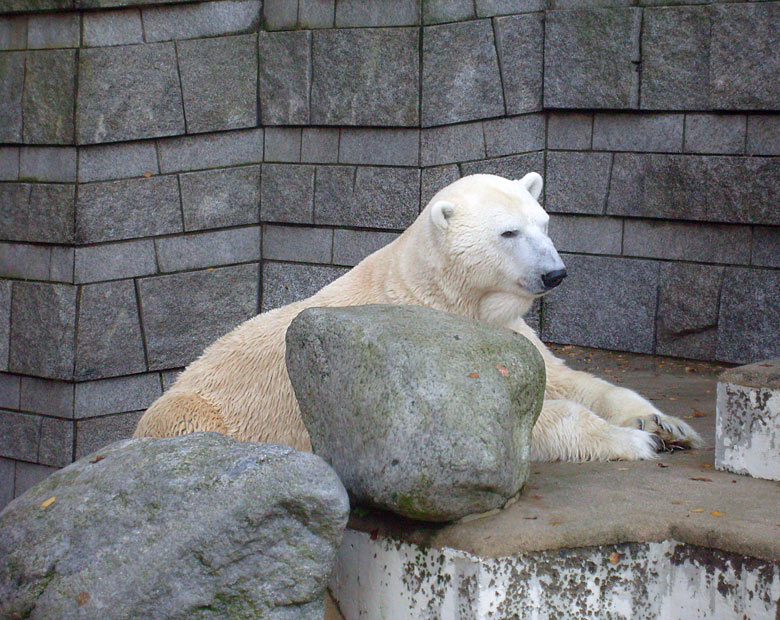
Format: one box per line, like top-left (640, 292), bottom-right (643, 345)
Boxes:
top-left (424, 173), bottom-right (566, 305)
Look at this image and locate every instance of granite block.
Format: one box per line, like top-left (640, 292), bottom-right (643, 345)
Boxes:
top-left (494, 14), bottom-right (544, 115)
top-left (0, 183), bottom-right (75, 244)
top-left (264, 127), bottom-right (302, 162)
top-left (548, 214), bottom-right (622, 255)
top-left (258, 30), bottom-right (311, 125)
top-left (261, 261), bottom-right (347, 311)
top-left (545, 8), bottom-right (640, 109)
top-left (420, 122), bottom-right (485, 167)
top-left (37, 415), bottom-right (73, 466)
top-left (0, 52), bottom-right (24, 142)
top-left (177, 34), bottom-right (258, 134)
top-left (459, 152), bottom-right (545, 187)
top-left (262, 0), bottom-right (297, 29)
top-left (339, 129), bottom-right (420, 167)
top-left (0, 242), bottom-right (50, 281)
top-left (76, 176), bottom-right (182, 243)
top-left (180, 165), bottom-right (260, 231)
top-left (0, 147), bottom-right (19, 181)
top-left (299, 0), bottom-right (335, 28)
top-left (0, 410), bottom-right (41, 462)
top-left (422, 20), bottom-right (504, 126)
top-left (422, 0), bottom-right (473, 24)
top-left (0, 458), bottom-right (12, 508)
top-left (157, 128), bottom-right (263, 173)
top-left (332, 229), bottom-right (399, 267)
top-left (9, 282), bottom-right (76, 380)
top-left (19, 147), bottom-right (77, 183)
top-left (261, 164), bottom-right (315, 224)
top-left (49, 247), bottom-right (73, 283)
top-left (684, 114), bottom-right (746, 155)
top-left (155, 227), bottom-right (261, 272)
top-left (20, 376), bottom-right (74, 418)
top-left (476, 0), bottom-right (543, 15)
top-left (0, 16), bottom-right (26, 50)
top-left (12, 461), bottom-right (58, 497)
top-left (547, 113), bottom-right (593, 151)
top-left (623, 220), bottom-right (751, 264)
top-left (27, 13), bottom-right (79, 48)
top-left (335, 0), bottom-right (420, 27)
top-left (83, 8), bottom-right (143, 47)
top-left (23, 49), bottom-right (76, 144)
top-left (74, 280), bottom-right (147, 381)
top-left (75, 411), bottom-right (143, 460)
top-left (262, 225), bottom-right (332, 264)
top-left (746, 115), bottom-right (780, 156)
top-left (542, 254), bottom-right (658, 353)
top-left (78, 141), bottom-right (159, 183)
top-left (421, 164), bottom-right (460, 207)
top-left (301, 128), bottom-right (339, 164)
top-left (74, 240), bottom-right (157, 283)
top-left (483, 114), bottom-right (545, 158)
top-left (592, 113), bottom-right (684, 153)
top-left (75, 373), bottom-right (162, 419)
top-left (312, 28), bottom-right (419, 126)
top-left (752, 227), bottom-right (780, 269)
top-left (143, 0), bottom-right (261, 41)
top-left (656, 262), bottom-right (723, 360)
top-left (138, 264), bottom-right (259, 370)
top-left (716, 268), bottom-right (780, 364)
top-left (0, 281), bottom-right (9, 371)
top-left (314, 166), bottom-right (420, 229)
top-left (77, 43), bottom-right (184, 144)
top-left (0, 373), bottom-right (20, 410)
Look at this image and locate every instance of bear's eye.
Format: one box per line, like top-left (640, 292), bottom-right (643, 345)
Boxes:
top-left (501, 230), bottom-right (519, 238)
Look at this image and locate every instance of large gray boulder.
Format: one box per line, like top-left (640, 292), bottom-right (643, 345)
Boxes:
top-left (0, 433), bottom-right (349, 620)
top-left (286, 305), bottom-right (545, 522)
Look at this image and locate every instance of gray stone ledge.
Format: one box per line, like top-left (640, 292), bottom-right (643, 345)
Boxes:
top-left (0, 147), bottom-right (19, 180)
top-left (19, 146), bottom-right (77, 182)
top-left (261, 261), bottom-right (347, 311)
top-left (301, 127), bottom-right (339, 164)
top-left (0, 372), bottom-right (20, 410)
top-left (264, 127), bottom-right (302, 163)
top-left (334, 0), bottom-right (420, 27)
top-left (751, 227), bottom-right (780, 269)
top-left (421, 121), bottom-right (485, 167)
top-left (74, 411), bottom-right (143, 460)
top-left (27, 13), bottom-right (79, 48)
top-left (20, 375), bottom-right (74, 418)
top-left (592, 113), bottom-right (684, 153)
top-left (746, 115), bottom-right (780, 156)
top-left (0, 183), bottom-right (75, 244)
top-left (0, 242), bottom-right (54, 281)
top-left (75, 373), bottom-right (161, 419)
top-left (78, 141), bottom-right (159, 183)
top-left (548, 214), bottom-right (622, 255)
top-left (263, 224), bottom-right (333, 264)
top-left (332, 229), bottom-right (399, 267)
top-left (74, 239), bottom-right (157, 283)
top-left (180, 164), bottom-right (260, 231)
top-left (0, 15), bottom-right (26, 50)
top-left (547, 112), bottom-right (593, 151)
top-left (339, 128), bottom-right (420, 167)
top-left (82, 8), bottom-right (143, 47)
top-left (142, 0), bottom-right (260, 42)
top-left (299, 0), bottom-right (335, 29)
top-left (157, 128), bottom-right (263, 173)
top-left (155, 226), bottom-right (261, 272)
top-left (483, 114), bottom-right (545, 158)
top-left (684, 113), bottom-right (746, 155)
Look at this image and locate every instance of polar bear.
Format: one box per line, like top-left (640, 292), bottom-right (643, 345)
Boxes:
top-left (135, 173), bottom-right (701, 461)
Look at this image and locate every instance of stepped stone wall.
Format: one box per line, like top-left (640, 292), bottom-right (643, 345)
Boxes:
top-left (1, 0), bottom-right (778, 506)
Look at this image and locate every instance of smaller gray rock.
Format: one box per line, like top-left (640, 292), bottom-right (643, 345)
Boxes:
top-left (0, 433), bottom-right (349, 620)
top-left (286, 305), bottom-right (545, 522)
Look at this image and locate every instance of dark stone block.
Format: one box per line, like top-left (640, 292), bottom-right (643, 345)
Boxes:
top-left (74, 240), bottom-right (157, 284)
top-left (299, 0), bottom-right (335, 28)
top-left (38, 416), bottom-right (73, 467)
top-left (339, 129), bottom-right (419, 167)
top-left (78, 141), bottom-right (159, 183)
top-left (312, 28), bottom-right (419, 126)
top-left (710, 4), bottom-right (780, 110)
top-left (23, 50), bottom-right (76, 144)
top-left (684, 114), bottom-right (746, 155)
top-left (77, 43), bottom-right (184, 144)
top-left (76, 176), bottom-right (183, 243)
top-left (0, 52), bottom-right (24, 142)
top-left (177, 34), bottom-right (257, 134)
top-left (0, 282), bottom-right (9, 372)
top-left (0, 373), bottom-right (19, 410)
top-left (332, 229), bottom-right (399, 267)
top-left (258, 31), bottom-right (311, 125)
top-left (335, 0), bottom-right (420, 26)
top-left (542, 254), bottom-right (658, 353)
top-left (75, 280), bottom-right (146, 381)
top-left (155, 227), bottom-right (260, 273)
top-left (460, 152), bottom-right (544, 185)
top-left (261, 164), bottom-right (315, 224)
top-left (75, 411), bottom-right (143, 460)
top-left (180, 165), bottom-right (260, 231)
top-left (656, 263), bottom-right (723, 360)
top-left (9, 282), bottom-right (76, 380)
top-left (607, 154), bottom-right (780, 226)
top-left (716, 268), bottom-right (780, 364)
top-left (545, 8), bottom-right (640, 109)
top-left (421, 122), bottom-right (485, 167)
top-left (752, 227), bottom-right (780, 269)
top-left (746, 115), bottom-right (780, 157)
top-left (548, 214), bottom-right (622, 255)
top-left (20, 376), bottom-right (73, 418)
top-left (494, 14), bottom-right (543, 115)
top-left (422, 20), bottom-right (504, 126)
top-left (142, 0), bottom-right (260, 42)
top-left (623, 220), bottom-right (751, 264)
top-left (0, 183), bottom-right (75, 244)
top-left (547, 113), bottom-right (593, 151)
top-left (12, 462), bottom-right (58, 498)
top-left (262, 225), bottom-right (332, 264)
top-left (423, 0), bottom-right (473, 24)
top-left (421, 164), bottom-right (460, 208)
top-left (261, 262), bottom-right (347, 311)
top-left (75, 373), bottom-right (161, 419)
top-left (0, 410), bottom-right (41, 463)
top-left (641, 6), bottom-right (710, 111)
top-left (314, 166), bottom-right (420, 229)
top-left (592, 113), bottom-right (683, 153)
top-left (483, 114), bottom-right (545, 158)
top-left (157, 128), bottom-right (263, 173)
top-left (138, 264), bottom-right (259, 370)
top-left (264, 127), bottom-right (301, 162)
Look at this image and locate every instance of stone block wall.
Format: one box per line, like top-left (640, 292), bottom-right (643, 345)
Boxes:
top-left (1, 0), bottom-right (778, 505)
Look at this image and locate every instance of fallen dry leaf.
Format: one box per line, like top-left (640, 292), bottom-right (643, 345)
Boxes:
top-left (531, 495), bottom-right (543, 500)
top-left (468, 372), bottom-right (480, 379)
top-left (671, 501), bottom-right (684, 505)
top-left (693, 411), bottom-right (708, 418)
top-left (690, 477), bottom-right (712, 482)
top-left (618, 467), bottom-right (629, 471)
top-left (89, 455), bottom-right (105, 464)
top-left (496, 364), bottom-right (509, 377)
top-left (701, 463), bottom-right (712, 468)
top-left (40, 496), bottom-right (56, 509)
top-left (609, 552), bottom-right (622, 565)
top-left (658, 463), bottom-right (670, 468)
top-left (549, 520), bottom-right (561, 526)
top-left (690, 508), bottom-right (705, 513)
top-left (669, 397), bottom-right (678, 401)
top-left (143, 172), bottom-right (152, 178)
top-left (76, 592), bottom-right (90, 606)
top-left (711, 510), bottom-right (725, 517)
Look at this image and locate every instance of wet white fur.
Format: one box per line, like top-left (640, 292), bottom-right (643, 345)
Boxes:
top-left (135, 173), bottom-right (702, 461)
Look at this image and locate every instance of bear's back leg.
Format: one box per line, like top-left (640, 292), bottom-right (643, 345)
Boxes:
top-left (134, 390), bottom-right (230, 439)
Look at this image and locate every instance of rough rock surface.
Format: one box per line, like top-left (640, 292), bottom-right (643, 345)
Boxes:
top-left (0, 433), bottom-right (350, 620)
top-left (286, 305), bottom-right (545, 522)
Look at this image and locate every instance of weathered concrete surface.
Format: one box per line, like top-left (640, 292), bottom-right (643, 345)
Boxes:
top-left (329, 346), bottom-right (780, 619)
top-left (716, 359), bottom-right (780, 481)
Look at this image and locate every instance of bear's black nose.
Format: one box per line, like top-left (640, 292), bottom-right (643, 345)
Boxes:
top-left (542, 269), bottom-right (567, 290)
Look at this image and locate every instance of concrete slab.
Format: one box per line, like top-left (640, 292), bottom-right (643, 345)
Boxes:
top-left (327, 345), bottom-right (780, 619)
top-left (717, 359), bottom-right (780, 481)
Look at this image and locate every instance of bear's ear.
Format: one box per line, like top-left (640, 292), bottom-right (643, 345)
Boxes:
top-left (430, 200), bottom-right (455, 230)
top-left (518, 172), bottom-right (543, 200)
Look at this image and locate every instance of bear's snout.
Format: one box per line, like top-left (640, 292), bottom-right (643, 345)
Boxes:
top-left (541, 269), bottom-right (567, 290)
